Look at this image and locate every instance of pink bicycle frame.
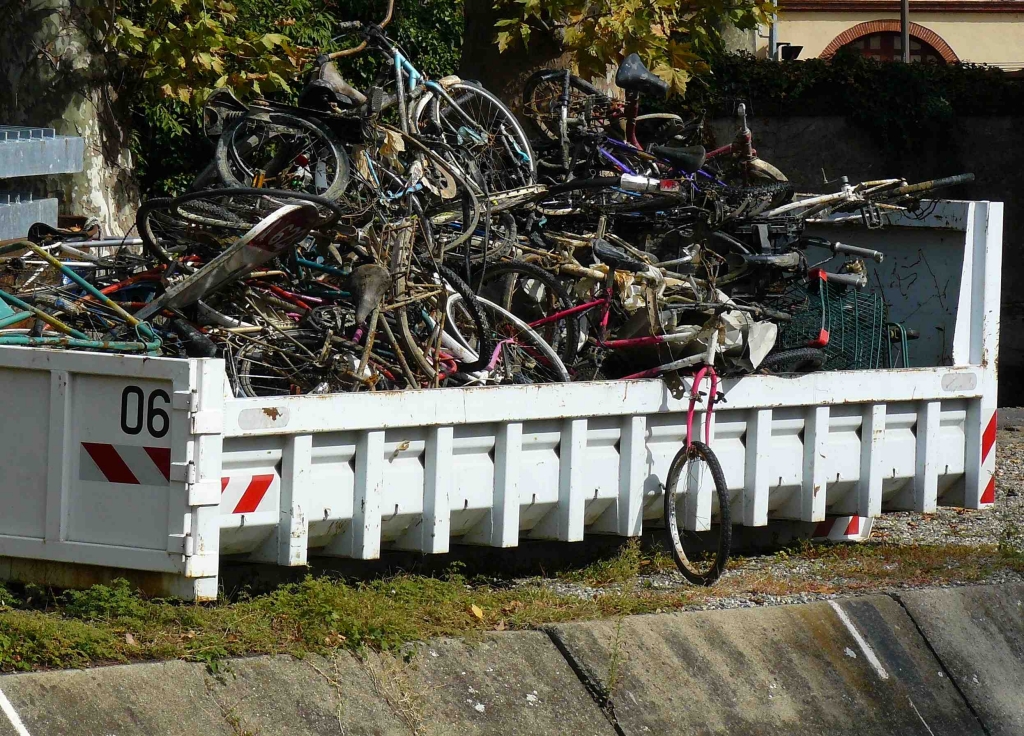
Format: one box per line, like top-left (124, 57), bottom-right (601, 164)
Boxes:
top-left (528, 284), bottom-right (671, 351)
top-left (686, 365), bottom-right (718, 449)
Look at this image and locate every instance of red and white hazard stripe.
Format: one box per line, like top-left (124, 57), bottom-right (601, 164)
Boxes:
top-left (980, 411), bottom-right (997, 505)
top-left (80, 442), bottom-right (170, 486)
top-left (221, 474), bottom-right (277, 514)
top-left (813, 515), bottom-right (873, 542)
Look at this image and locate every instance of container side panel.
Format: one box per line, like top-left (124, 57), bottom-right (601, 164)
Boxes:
top-left (808, 211), bottom-right (968, 368)
top-left (66, 375), bottom-right (176, 550)
top-left (0, 368), bottom-right (50, 538)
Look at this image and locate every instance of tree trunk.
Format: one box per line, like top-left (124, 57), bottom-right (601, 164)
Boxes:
top-left (460, 0), bottom-right (570, 110)
top-left (0, 0), bottom-right (138, 236)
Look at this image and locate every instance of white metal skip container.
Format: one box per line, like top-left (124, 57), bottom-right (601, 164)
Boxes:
top-left (0, 200), bottom-right (1002, 600)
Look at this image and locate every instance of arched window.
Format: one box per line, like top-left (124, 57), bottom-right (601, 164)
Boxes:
top-left (820, 21), bottom-right (959, 64)
top-left (843, 32), bottom-right (945, 63)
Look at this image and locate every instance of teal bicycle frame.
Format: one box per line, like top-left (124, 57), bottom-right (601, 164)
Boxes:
top-left (390, 49), bottom-right (530, 166)
top-left (0, 241), bottom-right (161, 353)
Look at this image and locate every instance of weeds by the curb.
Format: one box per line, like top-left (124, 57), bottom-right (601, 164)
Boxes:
top-left (0, 539), bottom-right (1019, 673)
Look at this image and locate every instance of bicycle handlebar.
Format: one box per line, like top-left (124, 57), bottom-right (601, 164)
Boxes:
top-left (327, 0), bottom-right (395, 59)
top-left (823, 271), bottom-right (868, 288)
top-left (833, 241), bottom-right (884, 263)
top-left (888, 173), bottom-right (974, 199)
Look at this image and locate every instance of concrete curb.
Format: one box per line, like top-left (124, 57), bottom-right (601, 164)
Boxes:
top-left (0, 584), bottom-right (1019, 735)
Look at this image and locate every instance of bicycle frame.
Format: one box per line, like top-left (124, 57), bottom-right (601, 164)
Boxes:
top-left (527, 273), bottom-right (694, 351)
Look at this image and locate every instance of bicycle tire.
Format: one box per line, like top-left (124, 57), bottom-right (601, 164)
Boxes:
top-left (473, 259), bottom-right (581, 367)
top-left (216, 111), bottom-right (350, 200)
top-left (521, 69), bottom-right (609, 141)
top-left (395, 263), bottom-right (493, 376)
top-left (137, 197), bottom-right (184, 267)
top-left (759, 347), bottom-right (826, 374)
top-left (663, 441), bottom-right (731, 585)
top-left (232, 329), bottom-right (400, 397)
top-left (170, 188), bottom-right (344, 230)
top-left (437, 211), bottom-right (517, 265)
top-left (451, 295), bottom-right (570, 384)
top-left (420, 81), bottom-right (537, 192)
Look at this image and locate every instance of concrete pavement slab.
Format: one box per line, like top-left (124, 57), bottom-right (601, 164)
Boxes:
top-left (549, 595), bottom-right (982, 735)
top-left (381, 631), bottom-right (616, 736)
top-left (898, 583), bottom-right (1024, 736)
top-left (204, 653), bottom-right (411, 735)
top-left (0, 660), bottom-right (231, 736)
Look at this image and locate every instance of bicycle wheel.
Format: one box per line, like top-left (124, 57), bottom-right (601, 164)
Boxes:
top-left (448, 295), bottom-right (570, 384)
top-left (418, 81), bottom-right (536, 193)
top-left (759, 347), bottom-right (826, 374)
top-left (231, 329), bottom-right (400, 397)
top-left (436, 211), bottom-right (517, 265)
top-left (171, 188), bottom-right (343, 230)
top-left (216, 112), bottom-right (350, 199)
top-left (663, 441), bottom-right (731, 585)
top-left (137, 197), bottom-right (244, 268)
top-left (473, 259), bottom-right (580, 367)
top-left (395, 262), bottom-right (493, 376)
top-left (521, 69), bottom-right (609, 141)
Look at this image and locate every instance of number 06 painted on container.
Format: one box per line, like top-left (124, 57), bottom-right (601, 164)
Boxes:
top-left (120, 386), bottom-right (170, 439)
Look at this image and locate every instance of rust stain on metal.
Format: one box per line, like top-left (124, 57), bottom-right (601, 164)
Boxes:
top-left (262, 407), bottom-right (282, 420)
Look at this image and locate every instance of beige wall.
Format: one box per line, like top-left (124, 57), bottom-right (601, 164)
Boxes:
top-left (759, 12), bottom-right (1024, 68)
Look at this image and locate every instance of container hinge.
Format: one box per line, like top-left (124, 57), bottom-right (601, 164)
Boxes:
top-left (170, 461), bottom-right (222, 506)
top-left (188, 479), bottom-right (222, 507)
top-left (191, 410), bottom-right (224, 435)
top-left (170, 461), bottom-right (196, 484)
top-left (167, 533), bottom-right (188, 555)
top-left (172, 389), bottom-right (199, 411)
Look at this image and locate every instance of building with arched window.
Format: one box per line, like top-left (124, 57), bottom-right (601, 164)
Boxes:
top-left (756, 1), bottom-right (1024, 70)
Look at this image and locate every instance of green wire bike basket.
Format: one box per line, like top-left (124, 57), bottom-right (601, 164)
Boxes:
top-left (770, 270), bottom-right (889, 370)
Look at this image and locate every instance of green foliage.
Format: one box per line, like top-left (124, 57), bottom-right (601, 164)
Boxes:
top-left (62, 579), bottom-right (149, 621)
top-left (0, 614), bottom-right (124, 671)
top-left (110, 0), bottom-right (304, 105)
top-left (679, 51), bottom-right (1024, 152)
top-left (0, 584), bottom-right (18, 611)
top-left (494, 0), bottom-right (775, 95)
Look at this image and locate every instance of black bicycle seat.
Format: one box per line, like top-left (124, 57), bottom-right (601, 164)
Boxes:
top-left (651, 144), bottom-right (706, 174)
top-left (592, 238), bottom-right (648, 273)
top-left (298, 61), bottom-right (367, 110)
top-left (615, 53), bottom-right (669, 99)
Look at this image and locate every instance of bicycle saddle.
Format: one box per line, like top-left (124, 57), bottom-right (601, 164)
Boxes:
top-left (349, 263), bottom-right (391, 324)
top-left (299, 59), bottom-right (367, 110)
top-left (203, 88), bottom-right (248, 136)
top-left (650, 144), bottom-right (706, 174)
top-left (592, 238), bottom-right (648, 273)
top-left (615, 53), bottom-right (669, 99)
top-left (27, 219), bottom-right (100, 244)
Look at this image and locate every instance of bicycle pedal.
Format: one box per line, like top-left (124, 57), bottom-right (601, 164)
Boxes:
top-left (664, 370), bottom-right (687, 400)
top-left (860, 204), bottom-right (883, 229)
top-left (368, 87), bottom-right (385, 114)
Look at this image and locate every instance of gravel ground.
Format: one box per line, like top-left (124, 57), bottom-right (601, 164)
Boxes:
top-left (518, 427), bottom-right (1024, 608)
top-left (872, 427), bottom-right (1024, 548)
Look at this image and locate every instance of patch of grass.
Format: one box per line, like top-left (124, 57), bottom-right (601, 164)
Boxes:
top-left (559, 539), bottom-right (675, 586)
top-left (0, 541), bottom-right (1019, 673)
